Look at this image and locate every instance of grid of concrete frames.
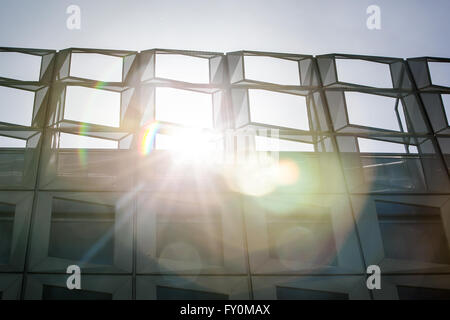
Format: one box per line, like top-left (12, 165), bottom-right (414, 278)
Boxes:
top-left (0, 47), bottom-right (450, 299)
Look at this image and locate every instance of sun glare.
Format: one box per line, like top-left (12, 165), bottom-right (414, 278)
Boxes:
top-left (140, 123), bottom-right (223, 164)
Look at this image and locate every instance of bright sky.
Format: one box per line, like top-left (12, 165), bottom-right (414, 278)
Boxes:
top-left (0, 0), bottom-right (449, 57)
top-left (0, 0), bottom-right (449, 152)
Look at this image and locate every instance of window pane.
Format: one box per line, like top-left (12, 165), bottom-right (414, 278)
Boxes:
top-left (398, 101), bottom-right (408, 131)
top-left (277, 287), bottom-right (348, 300)
top-left (155, 54), bottom-right (210, 83)
top-left (244, 56), bottom-right (300, 85)
top-left (267, 209), bottom-right (337, 266)
top-left (156, 286), bottom-right (228, 300)
top-left (0, 86), bottom-right (34, 126)
top-left (64, 86), bottom-right (121, 127)
top-left (442, 94), bottom-right (450, 125)
top-left (345, 92), bottom-right (400, 131)
top-left (0, 52), bottom-right (41, 81)
top-left (255, 136), bottom-right (314, 152)
top-left (70, 53), bottom-right (123, 82)
top-left (43, 285), bottom-right (112, 300)
top-left (357, 138), bottom-right (409, 153)
top-left (155, 87), bottom-right (213, 128)
top-left (428, 62), bottom-right (450, 87)
top-left (0, 203), bottom-right (15, 264)
top-left (0, 136), bottom-right (26, 148)
top-left (58, 133), bottom-right (118, 149)
top-left (335, 59), bottom-right (392, 88)
top-left (48, 198), bottom-right (115, 265)
top-left (397, 286), bottom-right (450, 300)
top-left (376, 201), bottom-right (450, 264)
top-left (248, 89), bottom-right (309, 130)
top-left (157, 219), bottom-right (224, 266)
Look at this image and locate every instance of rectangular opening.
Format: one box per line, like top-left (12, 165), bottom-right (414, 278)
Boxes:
top-left (48, 198), bottom-right (115, 265)
top-left (360, 156), bottom-right (423, 191)
top-left (0, 52), bottom-right (41, 81)
top-left (154, 134), bottom-right (181, 150)
top-left (70, 53), bottom-right (123, 82)
top-left (442, 94), bottom-right (450, 125)
top-left (397, 285), bottom-right (450, 300)
top-left (56, 151), bottom-right (121, 180)
top-left (58, 133), bottom-right (118, 149)
top-left (154, 133), bottom-right (222, 152)
top-left (428, 62), bottom-right (450, 87)
top-left (156, 215), bottom-right (224, 266)
top-left (0, 136), bottom-right (27, 148)
top-left (64, 86), bottom-right (121, 127)
top-left (398, 101), bottom-right (408, 131)
top-left (255, 136), bottom-right (315, 152)
top-left (276, 286), bottom-right (348, 300)
top-left (248, 89), bottom-right (309, 131)
top-left (335, 59), bottom-right (393, 88)
top-left (154, 133), bottom-right (175, 150)
top-left (0, 86), bottom-right (35, 126)
top-left (266, 207), bottom-right (337, 266)
top-left (42, 285), bottom-right (112, 300)
top-left (0, 202), bottom-right (15, 264)
top-left (357, 138), bottom-right (415, 154)
top-left (244, 55), bottom-right (300, 85)
top-left (376, 201), bottom-right (450, 264)
top-left (155, 87), bottom-right (213, 128)
top-left (0, 147), bottom-right (26, 185)
top-left (345, 92), bottom-right (402, 131)
top-left (155, 53), bottom-right (210, 83)
top-left (156, 286), bottom-right (228, 300)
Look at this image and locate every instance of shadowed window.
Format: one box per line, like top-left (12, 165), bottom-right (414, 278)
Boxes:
top-left (276, 286), bottom-right (348, 300)
top-left (156, 286), bottom-right (228, 300)
top-left (376, 201), bottom-right (450, 264)
top-left (397, 285), bottom-right (450, 300)
top-left (266, 206), bottom-right (337, 266)
top-left (48, 198), bottom-right (115, 265)
top-left (0, 202), bottom-right (15, 264)
top-left (156, 214), bottom-right (224, 267)
top-left (42, 285), bottom-right (112, 300)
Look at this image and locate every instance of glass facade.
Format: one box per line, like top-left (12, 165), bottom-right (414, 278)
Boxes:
top-left (0, 47), bottom-right (449, 300)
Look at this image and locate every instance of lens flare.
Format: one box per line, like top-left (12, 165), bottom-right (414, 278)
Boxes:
top-left (77, 123), bottom-right (90, 166)
top-left (158, 242), bottom-right (203, 274)
top-left (276, 159), bottom-right (300, 186)
top-left (140, 121), bottom-right (160, 155)
top-left (151, 127), bottom-right (223, 165)
top-left (94, 81), bottom-right (107, 89)
top-left (224, 163), bottom-right (278, 197)
top-left (223, 157), bottom-right (301, 197)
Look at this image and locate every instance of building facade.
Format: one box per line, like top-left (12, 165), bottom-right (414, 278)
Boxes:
top-left (0, 47), bottom-right (450, 299)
